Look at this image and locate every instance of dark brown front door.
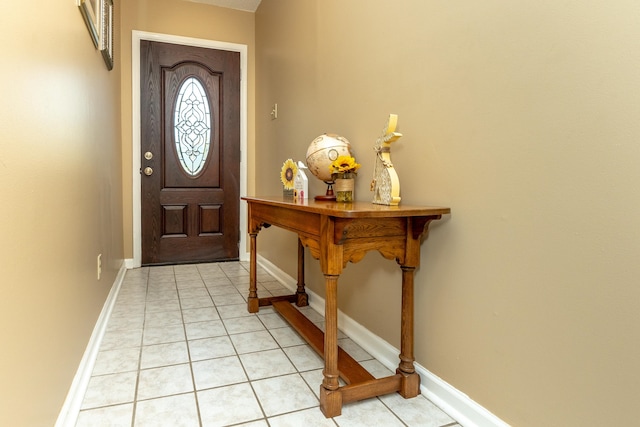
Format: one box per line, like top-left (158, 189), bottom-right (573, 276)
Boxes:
top-left (141, 40), bottom-right (240, 265)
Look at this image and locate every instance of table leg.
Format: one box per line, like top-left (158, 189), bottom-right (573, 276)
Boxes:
top-left (397, 266), bottom-right (421, 397)
top-left (248, 232), bottom-right (259, 313)
top-left (319, 274), bottom-right (342, 417)
top-left (296, 238), bottom-right (309, 307)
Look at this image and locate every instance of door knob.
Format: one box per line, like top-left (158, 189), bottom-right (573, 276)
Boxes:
top-left (144, 151), bottom-right (153, 160)
top-left (143, 167), bottom-right (153, 176)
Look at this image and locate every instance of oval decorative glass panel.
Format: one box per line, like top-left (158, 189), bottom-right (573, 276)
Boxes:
top-left (174, 77), bottom-right (211, 176)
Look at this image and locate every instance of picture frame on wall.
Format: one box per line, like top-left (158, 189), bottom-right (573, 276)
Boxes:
top-left (100, 0), bottom-right (114, 70)
top-left (78, 0), bottom-right (99, 48)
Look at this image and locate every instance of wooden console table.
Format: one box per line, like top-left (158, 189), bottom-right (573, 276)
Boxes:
top-left (242, 196), bottom-right (450, 417)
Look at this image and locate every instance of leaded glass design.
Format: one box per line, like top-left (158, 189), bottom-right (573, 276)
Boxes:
top-left (174, 77), bottom-right (211, 176)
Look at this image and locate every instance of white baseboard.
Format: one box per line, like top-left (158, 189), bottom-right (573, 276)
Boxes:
top-left (256, 255), bottom-right (510, 427)
top-left (419, 368), bottom-right (511, 427)
top-left (55, 262), bottom-right (128, 427)
top-left (124, 258), bottom-right (137, 269)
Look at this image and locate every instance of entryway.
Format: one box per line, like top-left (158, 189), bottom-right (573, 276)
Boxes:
top-left (131, 31), bottom-right (248, 268)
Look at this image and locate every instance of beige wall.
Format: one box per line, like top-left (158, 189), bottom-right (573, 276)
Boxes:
top-left (0, 3), bottom-right (123, 426)
top-left (255, 0), bottom-right (640, 425)
top-left (119, 0), bottom-right (256, 260)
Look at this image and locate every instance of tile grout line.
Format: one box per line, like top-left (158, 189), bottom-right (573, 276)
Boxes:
top-left (130, 266), bottom-right (149, 427)
top-left (178, 264), bottom-right (204, 427)
top-left (222, 262), bottom-right (270, 426)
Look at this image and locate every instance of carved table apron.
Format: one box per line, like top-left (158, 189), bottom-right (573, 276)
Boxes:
top-left (242, 196), bottom-right (450, 417)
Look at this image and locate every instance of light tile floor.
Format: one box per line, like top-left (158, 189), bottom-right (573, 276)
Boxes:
top-left (76, 262), bottom-right (461, 427)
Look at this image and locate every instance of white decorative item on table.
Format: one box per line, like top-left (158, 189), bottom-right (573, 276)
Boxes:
top-left (371, 114), bottom-right (403, 206)
top-left (293, 161), bottom-right (309, 201)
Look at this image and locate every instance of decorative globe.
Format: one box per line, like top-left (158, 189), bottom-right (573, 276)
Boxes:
top-left (305, 133), bottom-right (353, 183)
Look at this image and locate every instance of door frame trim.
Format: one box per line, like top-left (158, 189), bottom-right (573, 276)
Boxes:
top-left (131, 30), bottom-right (248, 268)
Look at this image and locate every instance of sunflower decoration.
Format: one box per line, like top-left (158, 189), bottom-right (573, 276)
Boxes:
top-left (280, 158), bottom-right (298, 190)
top-left (329, 155), bottom-right (361, 175)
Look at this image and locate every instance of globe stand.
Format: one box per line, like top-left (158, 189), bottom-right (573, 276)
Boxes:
top-left (315, 181), bottom-right (336, 201)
